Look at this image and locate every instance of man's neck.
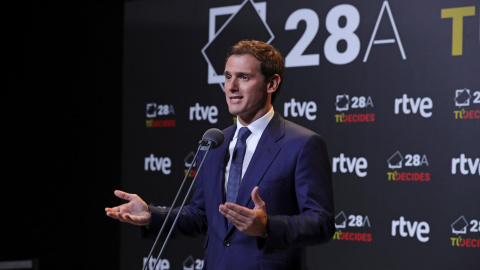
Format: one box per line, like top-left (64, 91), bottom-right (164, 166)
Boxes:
top-left (237, 105), bottom-right (273, 126)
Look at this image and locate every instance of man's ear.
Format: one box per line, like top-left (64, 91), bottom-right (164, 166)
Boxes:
top-left (267, 74), bottom-right (281, 94)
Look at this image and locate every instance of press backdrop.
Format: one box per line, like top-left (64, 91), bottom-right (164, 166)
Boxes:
top-left (121, 0), bottom-right (479, 269)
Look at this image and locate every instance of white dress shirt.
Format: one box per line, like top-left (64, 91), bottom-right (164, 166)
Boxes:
top-left (224, 107), bottom-right (275, 191)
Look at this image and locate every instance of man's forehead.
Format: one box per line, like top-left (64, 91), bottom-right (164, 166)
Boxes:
top-left (224, 54), bottom-right (260, 73)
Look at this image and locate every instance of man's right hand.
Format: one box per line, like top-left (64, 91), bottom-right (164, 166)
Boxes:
top-left (105, 190), bottom-right (151, 226)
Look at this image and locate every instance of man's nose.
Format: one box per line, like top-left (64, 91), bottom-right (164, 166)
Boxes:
top-left (228, 78), bottom-right (239, 92)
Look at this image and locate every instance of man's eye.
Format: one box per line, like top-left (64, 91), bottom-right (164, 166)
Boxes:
top-left (241, 75), bottom-right (249, 80)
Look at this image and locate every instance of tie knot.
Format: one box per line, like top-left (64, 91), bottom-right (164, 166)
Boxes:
top-left (237, 127), bottom-right (251, 142)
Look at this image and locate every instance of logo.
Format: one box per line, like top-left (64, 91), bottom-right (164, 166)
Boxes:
top-left (451, 154), bottom-right (480, 176)
top-left (391, 216), bottom-right (430, 242)
top-left (146, 103), bottom-right (176, 128)
top-left (144, 154), bottom-right (172, 175)
top-left (189, 103), bottom-right (218, 124)
top-left (450, 215), bottom-right (480, 248)
top-left (334, 94), bottom-right (375, 123)
top-left (386, 151), bottom-right (430, 181)
top-left (284, 98), bottom-right (317, 120)
top-left (143, 257), bottom-right (170, 270)
top-left (333, 211), bottom-right (372, 242)
top-left (452, 216), bottom-right (469, 234)
top-left (201, 0), bottom-right (274, 91)
top-left (453, 88), bottom-right (480, 119)
top-left (184, 151), bottom-right (197, 177)
top-left (183, 255), bottom-right (204, 270)
top-left (394, 94), bottom-right (433, 118)
top-left (332, 153), bottom-right (368, 178)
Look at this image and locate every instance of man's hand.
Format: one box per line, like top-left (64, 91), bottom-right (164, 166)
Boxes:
top-left (105, 190), bottom-right (151, 226)
top-left (219, 186), bottom-right (267, 237)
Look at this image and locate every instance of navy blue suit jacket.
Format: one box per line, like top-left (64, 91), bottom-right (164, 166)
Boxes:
top-left (146, 112), bottom-right (334, 270)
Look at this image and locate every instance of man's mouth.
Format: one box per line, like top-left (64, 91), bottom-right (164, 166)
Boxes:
top-left (230, 96), bottom-right (243, 101)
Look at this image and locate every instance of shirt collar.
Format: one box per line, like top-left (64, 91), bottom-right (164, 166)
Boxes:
top-left (235, 107), bottom-right (274, 139)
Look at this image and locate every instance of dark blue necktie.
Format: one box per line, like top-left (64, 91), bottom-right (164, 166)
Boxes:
top-left (226, 127), bottom-right (252, 203)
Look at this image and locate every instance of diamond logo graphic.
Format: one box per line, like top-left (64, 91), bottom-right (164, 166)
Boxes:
top-left (335, 211), bottom-right (347, 229)
top-left (146, 103), bottom-right (157, 118)
top-left (451, 216), bottom-right (468, 235)
top-left (183, 255), bottom-right (195, 270)
top-left (387, 151), bottom-right (403, 170)
top-left (184, 151), bottom-right (196, 167)
top-left (201, 0), bottom-right (274, 91)
top-left (336, 94), bottom-right (350, 112)
top-left (454, 88), bottom-right (471, 107)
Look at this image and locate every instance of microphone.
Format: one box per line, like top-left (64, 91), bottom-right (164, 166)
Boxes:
top-left (142, 128), bottom-right (224, 270)
top-left (201, 128), bottom-right (224, 149)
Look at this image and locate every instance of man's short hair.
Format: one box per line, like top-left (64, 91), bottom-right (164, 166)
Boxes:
top-left (226, 40), bottom-right (285, 103)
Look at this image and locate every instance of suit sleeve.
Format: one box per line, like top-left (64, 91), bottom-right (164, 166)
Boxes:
top-left (141, 151), bottom-right (209, 240)
top-left (262, 133), bottom-right (335, 252)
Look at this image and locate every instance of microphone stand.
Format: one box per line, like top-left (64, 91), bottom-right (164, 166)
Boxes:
top-left (142, 139), bottom-right (215, 270)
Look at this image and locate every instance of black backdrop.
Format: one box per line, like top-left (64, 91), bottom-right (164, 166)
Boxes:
top-left (4, 1), bottom-right (479, 270)
top-left (121, 0), bottom-right (479, 270)
top-left (3, 1), bottom-right (123, 269)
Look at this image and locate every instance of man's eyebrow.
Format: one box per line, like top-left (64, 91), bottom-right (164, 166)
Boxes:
top-left (236, 72), bottom-right (251, 77)
top-left (223, 71), bottom-right (252, 76)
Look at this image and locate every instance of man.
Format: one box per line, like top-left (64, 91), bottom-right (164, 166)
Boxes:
top-left (106, 40), bottom-right (334, 269)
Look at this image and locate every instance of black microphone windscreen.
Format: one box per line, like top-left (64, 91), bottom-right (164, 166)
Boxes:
top-left (202, 128), bottom-right (224, 149)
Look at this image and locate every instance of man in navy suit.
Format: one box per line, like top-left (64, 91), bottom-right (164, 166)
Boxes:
top-left (106, 40), bottom-right (334, 269)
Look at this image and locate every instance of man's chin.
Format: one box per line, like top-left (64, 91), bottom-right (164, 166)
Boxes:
top-left (227, 108), bottom-right (241, 116)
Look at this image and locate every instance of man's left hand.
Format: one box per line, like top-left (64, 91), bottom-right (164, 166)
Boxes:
top-left (219, 186), bottom-right (267, 237)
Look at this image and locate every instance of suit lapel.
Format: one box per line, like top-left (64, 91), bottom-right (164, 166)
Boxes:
top-left (233, 113), bottom-right (285, 215)
top-left (209, 125), bottom-right (235, 233)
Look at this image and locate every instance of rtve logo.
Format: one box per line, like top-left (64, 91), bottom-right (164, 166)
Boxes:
top-left (391, 216), bottom-right (430, 242)
top-left (283, 98), bottom-right (317, 120)
top-left (189, 103), bottom-right (218, 124)
top-left (451, 154), bottom-right (480, 176)
top-left (144, 154), bottom-right (172, 175)
top-left (332, 153), bottom-right (368, 177)
top-left (394, 94), bottom-right (433, 118)
top-left (143, 257), bottom-right (170, 270)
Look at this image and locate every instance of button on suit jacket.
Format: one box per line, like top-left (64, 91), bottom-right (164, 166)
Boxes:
top-left (145, 112), bottom-right (335, 270)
